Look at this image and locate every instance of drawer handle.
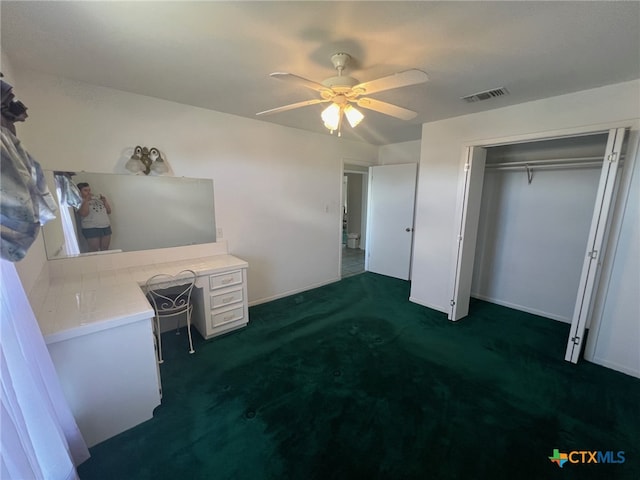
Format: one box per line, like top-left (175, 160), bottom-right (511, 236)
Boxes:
top-left (222, 296), bottom-right (233, 304)
top-left (221, 278), bottom-right (234, 285)
top-left (223, 314), bottom-right (234, 321)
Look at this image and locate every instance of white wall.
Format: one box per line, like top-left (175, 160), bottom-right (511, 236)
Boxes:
top-left (411, 79), bottom-right (640, 377)
top-left (10, 67), bottom-right (378, 304)
top-left (471, 167), bottom-right (601, 322)
top-left (378, 139), bottom-right (420, 165)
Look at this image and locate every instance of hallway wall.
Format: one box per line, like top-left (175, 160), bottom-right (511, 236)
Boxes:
top-left (345, 173), bottom-right (363, 239)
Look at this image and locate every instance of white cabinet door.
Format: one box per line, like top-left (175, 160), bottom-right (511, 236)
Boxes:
top-left (449, 147), bottom-right (486, 321)
top-left (366, 164), bottom-right (417, 281)
top-left (565, 127), bottom-right (627, 363)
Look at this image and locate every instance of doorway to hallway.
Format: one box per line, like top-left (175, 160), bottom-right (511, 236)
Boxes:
top-left (341, 245), bottom-right (365, 278)
top-left (341, 164), bottom-right (368, 278)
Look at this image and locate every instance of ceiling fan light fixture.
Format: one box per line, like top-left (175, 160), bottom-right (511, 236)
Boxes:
top-left (262, 53), bottom-right (427, 137)
top-left (344, 105), bottom-right (364, 128)
top-left (321, 103), bottom-right (341, 131)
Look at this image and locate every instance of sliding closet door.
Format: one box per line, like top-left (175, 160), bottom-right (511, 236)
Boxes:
top-left (449, 147), bottom-right (486, 321)
top-left (565, 127), bottom-right (627, 363)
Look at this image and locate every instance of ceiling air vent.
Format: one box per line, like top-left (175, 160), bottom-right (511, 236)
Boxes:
top-left (461, 87), bottom-right (509, 103)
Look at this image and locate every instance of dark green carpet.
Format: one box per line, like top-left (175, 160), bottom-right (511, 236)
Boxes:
top-left (78, 273), bottom-right (639, 480)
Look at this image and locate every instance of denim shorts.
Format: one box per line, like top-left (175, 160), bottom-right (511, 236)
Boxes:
top-left (82, 226), bottom-right (112, 238)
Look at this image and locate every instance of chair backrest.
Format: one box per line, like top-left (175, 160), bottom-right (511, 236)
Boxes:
top-left (145, 269), bottom-right (197, 315)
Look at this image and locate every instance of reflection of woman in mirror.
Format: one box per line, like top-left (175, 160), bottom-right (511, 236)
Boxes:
top-left (76, 182), bottom-right (112, 252)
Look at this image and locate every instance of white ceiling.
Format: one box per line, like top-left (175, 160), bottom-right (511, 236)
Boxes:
top-left (1, 1), bottom-right (639, 145)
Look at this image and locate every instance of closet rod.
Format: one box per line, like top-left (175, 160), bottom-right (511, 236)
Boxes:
top-left (489, 161), bottom-right (604, 172)
top-left (486, 156), bottom-right (605, 169)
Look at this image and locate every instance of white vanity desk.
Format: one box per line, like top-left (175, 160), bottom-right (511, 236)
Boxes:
top-left (28, 242), bottom-right (248, 447)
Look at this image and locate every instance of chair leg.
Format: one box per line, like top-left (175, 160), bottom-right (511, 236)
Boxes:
top-left (155, 315), bottom-right (164, 364)
top-left (186, 307), bottom-right (195, 355)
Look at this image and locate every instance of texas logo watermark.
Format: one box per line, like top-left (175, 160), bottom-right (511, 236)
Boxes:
top-left (549, 449), bottom-right (625, 468)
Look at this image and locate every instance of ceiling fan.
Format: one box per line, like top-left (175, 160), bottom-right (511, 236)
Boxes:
top-left (256, 53), bottom-right (429, 136)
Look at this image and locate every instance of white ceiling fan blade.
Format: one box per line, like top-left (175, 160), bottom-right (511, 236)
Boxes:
top-left (270, 72), bottom-right (332, 93)
top-left (356, 98), bottom-right (418, 120)
top-left (256, 98), bottom-right (329, 116)
top-left (353, 69), bottom-right (428, 96)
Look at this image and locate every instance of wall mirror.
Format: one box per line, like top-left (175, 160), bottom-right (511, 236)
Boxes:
top-left (42, 171), bottom-right (216, 260)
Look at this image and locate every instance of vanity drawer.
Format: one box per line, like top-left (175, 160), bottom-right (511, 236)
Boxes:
top-left (210, 288), bottom-right (243, 309)
top-left (209, 270), bottom-right (242, 290)
top-left (211, 306), bottom-right (244, 327)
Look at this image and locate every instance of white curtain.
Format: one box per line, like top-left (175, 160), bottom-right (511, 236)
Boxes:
top-left (54, 177), bottom-right (80, 256)
top-left (0, 260), bottom-right (89, 479)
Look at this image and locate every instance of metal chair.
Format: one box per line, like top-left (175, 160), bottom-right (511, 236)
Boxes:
top-left (145, 270), bottom-right (197, 363)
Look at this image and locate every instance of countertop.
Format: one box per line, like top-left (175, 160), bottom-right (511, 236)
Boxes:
top-left (30, 254), bottom-right (248, 344)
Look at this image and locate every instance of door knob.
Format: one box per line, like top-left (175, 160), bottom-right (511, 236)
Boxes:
top-left (405, 227), bottom-right (414, 232)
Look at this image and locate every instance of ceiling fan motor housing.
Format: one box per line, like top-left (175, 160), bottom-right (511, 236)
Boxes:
top-left (322, 53), bottom-right (360, 93)
top-left (321, 75), bottom-right (359, 92)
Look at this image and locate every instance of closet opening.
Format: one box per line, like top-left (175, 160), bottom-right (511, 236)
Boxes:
top-left (474, 134), bottom-right (610, 321)
top-left (449, 127), bottom-right (630, 363)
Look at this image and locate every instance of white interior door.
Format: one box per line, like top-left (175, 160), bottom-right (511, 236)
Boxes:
top-left (366, 164), bottom-right (417, 280)
top-left (565, 127), bottom-right (627, 363)
top-left (449, 147), bottom-right (487, 320)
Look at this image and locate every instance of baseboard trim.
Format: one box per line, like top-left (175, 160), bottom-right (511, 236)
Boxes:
top-left (470, 293), bottom-right (571, 323)
top-left (590, 355), bottom-right (640, 379)
top-left (249, 277), bottom-right (341, 307)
